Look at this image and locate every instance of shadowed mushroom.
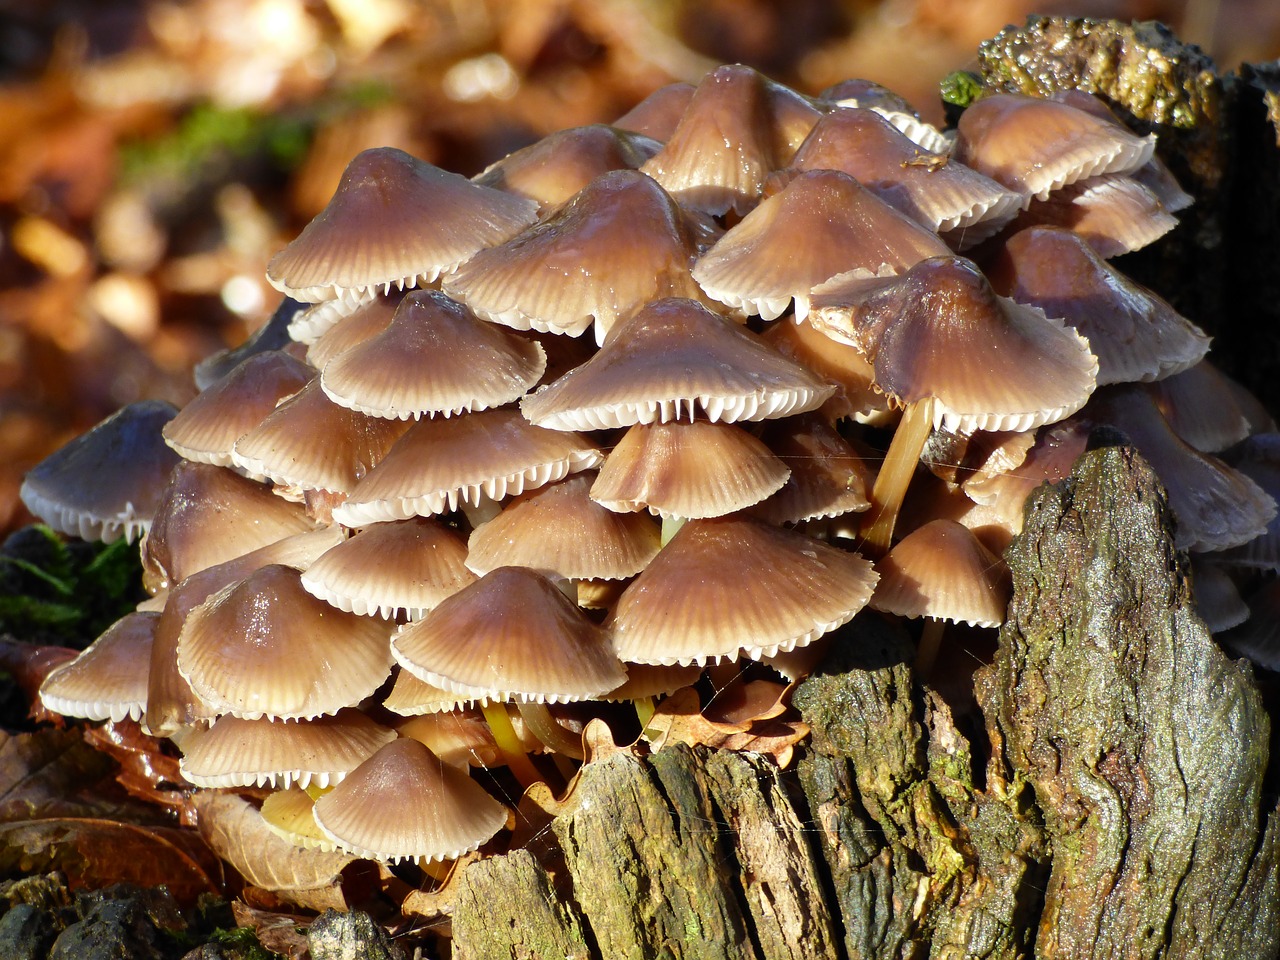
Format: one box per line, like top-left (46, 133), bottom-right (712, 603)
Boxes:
top-left (521, 297), bottom-right (834, 430)
top-left (301, 517), bottom-right (475, 619)
top-left (40, 611), bottom-right (158, 723)
top-left (311, 738), bottom-right (509, 864)
top-left (193, 296), bottom-right (307, 390)
top-left (304, 293), bottom-right (400, 368)
top-left (266, 146), bottom-right (538, 302)
top-left (1147, 360), bottom-right (1269, 453)
top-left (760, 316), bottom-right (888, 424)
top-left (819, 78), bottom-right (952, 152)
top-left (444, 170), bottom-right (710, 345)
top-left (177, 564), bottom-right (394, 721)
top-left (287, 289), bottom-right (383, 345)
top-left (613, 81), bottom-right (695, 139)
top-left (751, 414), bottom-right (873, 526)
top-left (177, 710), bottom-right (398, 789)
top-left (20, 400), bottom-right (182, 544)
top-left (331, 406), bottom-right (603, 526)
top-left (319, 289), bottom-right (546, 419)
top-left (1189, 556), bottom-right (1249, 633)
top-left (611, 515), bottom-right (878, 665)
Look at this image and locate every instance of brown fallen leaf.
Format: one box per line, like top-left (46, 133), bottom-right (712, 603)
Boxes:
top-left (0, 817), bottom-right (222, 904)
top-left (193, 792), bottom-right (358, 913)
top-left (231, 901), bottom-right (312, 960)
top-left (645, 686), bottom-right (811, 768)
top-left (82, 720), bottom-right (196, 824)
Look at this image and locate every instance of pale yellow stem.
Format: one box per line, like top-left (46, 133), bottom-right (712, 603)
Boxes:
top-left (480, 701), bottom-right (543, 788)
top-left (915, 618), bottom-right (946, 675)
top-left (860, 397), bottom-right (936, 558)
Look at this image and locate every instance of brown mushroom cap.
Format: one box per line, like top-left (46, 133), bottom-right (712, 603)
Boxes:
top-left (311, 738), bottom-right (509, 863)
top-left (760, 317), bottom-right (888, 423)
top-left (21, 400), bottom-right (182, 544)
top-left (178, 710), bottom-right (398, 789)
top-left (304, 293), bottom-right (401, 369)
top-left (1001, 173), bottom-right (1178, 258)
top-left (613, 82), bottom-right (695, 140)
top-left (953, 93), bottom-right (1155, 203)
top-left (611, 516), bottom-right (879, 664)
top-left (443, 169), bottom-right (708, 345)
top-left (811, 256), bottom-right (1098, 433)
top-left (163, 351), bottom-right (314, 467)
top-left (319, 289), bottom-right (546, 420)
top-left (300, 517), bottom-right (476, 619)
top-left (588, 420), bottom-right (790, 519)
top-left (266, 146), bottom-right (538, 302)
top-left (231, 380), bottom-right (412, 498)
top-left (40, 611), bottom-right (158, 723)
top-left (691, 169), bottom-right (952, 321)
top-left (391, 566), bottom-right (626, 703)
top-left (472, 124), bottom-right (662, 211)
top-left (751, 414), bottom-right (873, 524)
top-left (177, 564), bottom-right (394, 721)
top-left (521, 297), bottom-right (835, 431)
top-left (984, 226), bottom-right (1209, 385)
top-left (332, 406), bottom-right (604, 526)
top-left (870, 519), bottom-right (1011, 627)
top-left (466, 472), bottom-right (662, 580)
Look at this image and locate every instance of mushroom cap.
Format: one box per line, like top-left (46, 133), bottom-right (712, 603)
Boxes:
top-left (785, 107), bottom-right (1021, 239)
top-left (177, 564), bottom-right (394, 721)
top-left (613, 82), bottom-right (696, 140)
top-left (21, 400), bottom-right (182, 544)
top-left (266, 146), bottom-right (538, 302)
top-left (1216, 435), bottom-right (1280, 570)
top-left (466, 472), bottom-right (662, 580)
top-left (332, 406), bottom-right (604, 526)
top-left (300, 517), bottom-right (476, 619)
top-left (319, 289), bottom-right (546, 420)
top-left (751, 414), bottom-right (873, 524)
top-left (602, 662), bottom-right (703, 702)
top-left (163, 351), bottom-right (315, 467)
top-left (691, 169), bottom-right (952, 321)
top-left (312, 738), bottom-right (508, 863)
top-left (588, 420), bottom-right (790, 519)
top-left (1002, 173), bottom-right (1178, 258)
top-left (760, 317), bottom-right (887, 423)
top-left (1189, 556), bottom-right (1249, 632)
top-left (144, 525), bottom-right (346, 737)
top-left (143, 462), bottom-right (319, 589)
top-left (985, 226), bottom-right (1209, 385)
top-left (521, 297), bottom-right (835, 431)
top-left (611, 516), bottom-right (879, 664)
top-left (870, 519), bottom-right (1011, 627)
top-left (259, 787), bottom-right (338, 851)
top-left (953, 93), bottom-right (1155, 203)
top-left (396, 709), bottom-right (509, 769)
top-left (391, 566), bottom-right (627, 703)
top-left (383, 669), bottom-right (491, 716)
top-left (178, 710), bottom-right (398, 789)
top-left (443, 169), bottom-right (708, 345)
top-left (472, 123), bottom-right (662, 211)
top-left (40, 611), bottom-right (157, 723)
top-left (303, 293), bottom-right (400, 369)
top-left (812, 256), bottom-right (1099, 433)
top-left (231, 380), bottom-right (412, 497)
top-left (1148, 360), bottom-right (1258, 453)
top-left (288, 289), bottom-right (386, 345)
top-left (640, 64), bottom-right (816, 215)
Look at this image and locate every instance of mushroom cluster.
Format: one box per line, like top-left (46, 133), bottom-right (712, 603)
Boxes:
top-left (28, 65), bottom-right (1278, 867)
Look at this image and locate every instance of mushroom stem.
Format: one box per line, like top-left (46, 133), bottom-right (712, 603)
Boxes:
top-left (915, 617), bottom-right (946, 675)
top-left (661, 513), bottom-right (687, 546)
top-left (859, 397), bottom-right (935, 557)
top-left (479, 701), bottom-right (544, 787)
top-left (516, 701), bottom-right (585, 761)
top-left (633, 695), bottom-right (657, 732)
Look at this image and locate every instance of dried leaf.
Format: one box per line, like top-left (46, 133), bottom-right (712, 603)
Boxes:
top-left (82, 720), bottom-right (196, 824)
top-left (645, 687), bottom-right (811, 767)
top-left (0, 727), bottom-right (165, 824)
top-left (0, 817), bottom-right (222, 903)
top-left (231, 901), bottom-right (312, 960)
top-left (194, 792), bottom-right (358, 913)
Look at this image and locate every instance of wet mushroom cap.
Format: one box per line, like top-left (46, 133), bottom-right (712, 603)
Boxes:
top-left (312, 738), bottom-right (509, 864)
top-left (21, 400), bottom-right (182, 544)
top-left (177, 564), bottom-right (394, 720)
top-left (392, 566), bottom-right (627, 703)
top-left (611, 515), bottom-right (879, 664)
top-left (521, 297), bottom-right (835, 431)
top-left (266, 146), bottom-right (538, 302)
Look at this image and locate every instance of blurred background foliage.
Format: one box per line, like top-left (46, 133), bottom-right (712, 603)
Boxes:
top-left (1, 0), bottom-right (1278, 543)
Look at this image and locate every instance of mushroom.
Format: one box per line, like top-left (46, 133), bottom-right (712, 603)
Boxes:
top-left (39, 610), bottom-right (158, 723)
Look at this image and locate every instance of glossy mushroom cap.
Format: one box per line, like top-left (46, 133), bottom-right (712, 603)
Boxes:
top-left (40, 611), bottom-right (158, 723)
top-left (266, 146), bottom-right (538, 302)
top-left (21, 400), bottom-right (182, 544)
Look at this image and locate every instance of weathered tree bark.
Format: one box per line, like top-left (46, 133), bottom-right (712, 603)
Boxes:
top-left (450, 446), bottom-right (1280, 960)
top-left (448, 19), bottom-right (1280, 959)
